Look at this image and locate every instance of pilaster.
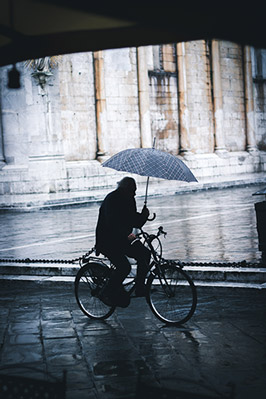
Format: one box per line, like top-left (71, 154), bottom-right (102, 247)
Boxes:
top-left (243, 46), bottom-right (257, 153)
top-left (0, 109), bottom-right (5, 168)
top-left (176, 42), bottom-right (192, 156)
top-left (137, 47), bottom-right (152, 148)
top-left (211, 40), bottom-right (227, 155)
top-left (93, 51), bottom-right (108, 158)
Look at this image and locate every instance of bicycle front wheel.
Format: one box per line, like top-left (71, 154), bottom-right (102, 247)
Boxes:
top-left (144, 235), bottom-right (162, 258)
top-left (147, 263), bottom-right (197, 325)
top-left (75, 262), bottom-right (115, 320)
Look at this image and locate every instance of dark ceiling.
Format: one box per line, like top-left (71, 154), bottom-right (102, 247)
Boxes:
top-left (0, 0), bottom-right (265, 67)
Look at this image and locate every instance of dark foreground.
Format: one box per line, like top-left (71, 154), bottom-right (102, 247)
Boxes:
top-left (0, 283), bottom-right (265, 399)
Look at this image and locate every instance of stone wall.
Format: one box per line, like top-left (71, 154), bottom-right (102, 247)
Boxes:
top-left (0, 40), bottom-right (265, 198)
top-left (103, 48), bottom-right (140, 153)
top-left (59, 52), bottom-right (97, 161)
top-left (185, 40), bottom-right (214, 153)
top-left (220, 42), bottom-right (246, 151)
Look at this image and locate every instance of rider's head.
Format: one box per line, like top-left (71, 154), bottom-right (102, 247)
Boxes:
top-left (117, 177), bottom-right (136, 197)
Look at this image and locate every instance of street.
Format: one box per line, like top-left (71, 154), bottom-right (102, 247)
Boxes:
top-left (0, 184), bottom-right (265, 263)
top-left (1, 184), bottom-right (266, 398)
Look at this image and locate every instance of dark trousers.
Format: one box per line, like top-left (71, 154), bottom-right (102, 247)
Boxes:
top-left (102, 240), bottom-right (151, 289)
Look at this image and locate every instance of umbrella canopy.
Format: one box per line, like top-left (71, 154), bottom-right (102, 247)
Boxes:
top-left (102, 147), bottom-right (197, 210)
top-left (102, 147), bottom-right (197, 183)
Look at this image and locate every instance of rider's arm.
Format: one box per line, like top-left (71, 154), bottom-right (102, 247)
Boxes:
top-left (132, 201), bottom-right (150, 228)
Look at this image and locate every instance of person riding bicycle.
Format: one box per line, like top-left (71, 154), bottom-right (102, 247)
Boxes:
top-left (95, 176), bottom-right (151, 307)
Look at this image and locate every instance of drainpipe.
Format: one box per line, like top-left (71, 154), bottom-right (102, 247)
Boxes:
top-left (176, 42), bottom-right (192, 156)
top-left (243, 46), bottom-right (257, 153)
top-left (211, 40), bottom-right (227, 155)
top-left (93, 51), bottom-right (108, 158)
top-left (137, 47), bottom-right (152, 148)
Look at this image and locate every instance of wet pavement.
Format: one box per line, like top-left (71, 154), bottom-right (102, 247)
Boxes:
top-left (0, 184), bottom-right (265, 264)
top-left (0, 284), bottom-right (265, 399)
top-left (1, 183), bottom-right (266, 398)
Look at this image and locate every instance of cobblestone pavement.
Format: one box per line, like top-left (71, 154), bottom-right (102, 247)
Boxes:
top-left (0, 284), bottom-right (265, 399)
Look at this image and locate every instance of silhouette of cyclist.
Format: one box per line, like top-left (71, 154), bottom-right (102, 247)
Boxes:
top-left (95, 177), bottom-right (151, 307)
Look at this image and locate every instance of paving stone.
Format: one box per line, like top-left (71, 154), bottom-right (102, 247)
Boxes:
top-left (1, 245), bottom-right (266, 398)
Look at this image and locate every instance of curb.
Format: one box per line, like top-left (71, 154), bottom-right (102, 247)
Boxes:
top-left (1, 174), bottom-right (266, 211)
top-left (1, 263), bottom-right (265, 289)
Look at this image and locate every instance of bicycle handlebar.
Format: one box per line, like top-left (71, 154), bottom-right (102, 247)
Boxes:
top-left (138, 225), bottom-right (167, 240)
top-left (82, 226), bottom-right (167, 264)
top-left (158, 226), bottom-right (167, 237)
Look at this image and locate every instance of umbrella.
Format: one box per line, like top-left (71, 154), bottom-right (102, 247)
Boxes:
top-left (102, 146), bottom-right (198, 210)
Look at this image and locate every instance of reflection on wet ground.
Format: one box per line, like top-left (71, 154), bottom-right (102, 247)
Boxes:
top-left (0, 184), bottom-right (264, 263)
top-left (0, 285), bottom-right (265, 398)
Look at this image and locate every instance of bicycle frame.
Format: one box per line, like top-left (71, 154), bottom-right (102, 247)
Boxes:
top-left (138, 227), bottom-right (165, 262)
top-left (137, 228), bottom-right (185, 297)
top-left (80, 225), bottom-right (182, 298)
top-left (75, 225), bottom-right (197, 325)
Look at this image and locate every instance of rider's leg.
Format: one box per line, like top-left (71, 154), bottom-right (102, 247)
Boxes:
top-left (101, 250), bottom-right (131, 307)
top-left (126, 241), bottom-right (151, 296)
top-left (108, 253), bottom-right (131, 287)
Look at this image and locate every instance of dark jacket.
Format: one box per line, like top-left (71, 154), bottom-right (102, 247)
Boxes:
top-left (96, 188), bottom-right (148, 254)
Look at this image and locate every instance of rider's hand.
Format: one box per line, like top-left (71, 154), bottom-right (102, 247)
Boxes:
top-left (128, 233), bottom-right (136, 242)
top-left (142, 205), bottom-right (150, 218)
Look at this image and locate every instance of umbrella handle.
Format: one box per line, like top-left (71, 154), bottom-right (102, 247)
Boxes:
top-left (147, 212), bottom-right (156, 221)
top-left (143, 203), bottom-right (156, 221)
top-left (144, 176), bottom-right (156, 220)
top-left (144, 177), bottom-right (150, 205)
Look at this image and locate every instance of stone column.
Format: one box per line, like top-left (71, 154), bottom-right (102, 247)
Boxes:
top-left (0, 114), bottom-right (5, 167)
top-left (176, 42), bottom-right (191, 155)
top-left (211, 40), bottom-right (227, 155)
top-left (93, 51), bottom-right (108, 157)
top-left (0, 81), bottom-right (5, 167)
top-left (243, 45), bottom-right (257, 153)
top-left (137, 47), bottom-right (152, 148)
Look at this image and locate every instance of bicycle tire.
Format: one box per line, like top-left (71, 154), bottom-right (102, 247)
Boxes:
top-left (75, 262), bottom-right (115, 320)
top-left (146, 263), bottom-right (197, 325)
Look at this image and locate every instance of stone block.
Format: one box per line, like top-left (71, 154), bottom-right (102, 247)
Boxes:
top-left (0, 182), bottom-right (11, 194)
top-left (229, 155), bottom-right (240, 166)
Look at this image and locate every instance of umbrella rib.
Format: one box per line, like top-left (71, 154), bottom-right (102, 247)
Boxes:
top-left (102, 148), bottom-right (197, 182)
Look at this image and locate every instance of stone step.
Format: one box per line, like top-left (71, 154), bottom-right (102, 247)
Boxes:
top-left (0, 274), bottom-right (265, 290)
top-left (0, 262), bottom-right (265, 287)
top-left (184, 265), bottom-right (266, 283)
top-left (0, 262), bottom-right (79, 276)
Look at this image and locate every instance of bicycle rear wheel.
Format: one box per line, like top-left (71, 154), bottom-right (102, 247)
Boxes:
top-left (147, 263), bottom-right (197, 325)
top-left (75, 262), bottom-right (115, 320)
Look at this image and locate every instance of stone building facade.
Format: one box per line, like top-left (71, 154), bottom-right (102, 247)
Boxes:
top-left (0, 40), bottom-right (266, 198)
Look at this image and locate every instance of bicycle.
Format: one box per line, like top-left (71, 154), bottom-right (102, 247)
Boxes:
top-left (75, 226), bottom-right (197, 326)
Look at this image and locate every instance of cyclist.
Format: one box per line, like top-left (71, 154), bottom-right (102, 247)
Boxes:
top-left (95, 177), bottom-right (151, 307)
